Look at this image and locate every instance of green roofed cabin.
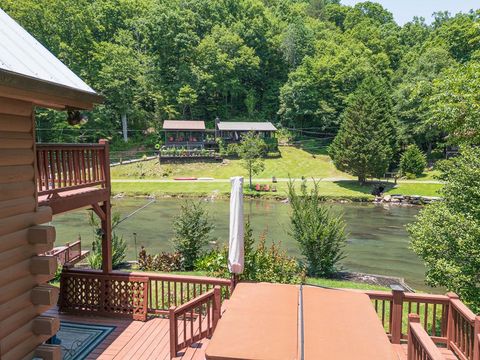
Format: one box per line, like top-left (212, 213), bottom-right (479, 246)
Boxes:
top-left (216, 121), bottom-right (277, 142)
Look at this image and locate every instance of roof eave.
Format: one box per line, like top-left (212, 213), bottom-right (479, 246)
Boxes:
top-left (0, 69), bottom-right (104, 110)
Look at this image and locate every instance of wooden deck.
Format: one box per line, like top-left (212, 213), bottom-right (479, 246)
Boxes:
top-left (46, 308), bottom-right (208, 360)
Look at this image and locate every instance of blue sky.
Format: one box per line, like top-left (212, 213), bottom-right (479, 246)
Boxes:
top-left (341, 0), bottom-right (477, 25)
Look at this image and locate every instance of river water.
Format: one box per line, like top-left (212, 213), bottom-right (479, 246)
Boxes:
top-left (51, 198), bottom-right (430, 291)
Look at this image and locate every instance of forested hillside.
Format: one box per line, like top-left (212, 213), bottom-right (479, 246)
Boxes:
top-left (1, 0), bottom-right (479, 154)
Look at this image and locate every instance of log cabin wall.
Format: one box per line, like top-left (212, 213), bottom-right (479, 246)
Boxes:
top-left (0, 96), bottom-right (60, 360)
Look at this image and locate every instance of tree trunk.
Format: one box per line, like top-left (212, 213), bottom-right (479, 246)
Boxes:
top-left (249, 167), bottom-right (252, 189)
top-left (358, 175), bottom-right (366, 185)
top-left (121, 113), bottom-right (128, 142)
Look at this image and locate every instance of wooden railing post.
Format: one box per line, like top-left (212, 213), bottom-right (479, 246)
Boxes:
top-left (407, 314), bottom-right (420, 360)
top-left (446, 292), bottom-right (459, 349)
top-left (391, 285), bottom-right (405, 344)
top-left (473, 316), bottom-right (480, 360)
top-left (213, 286), bottom-right (221, 330)
top-left (169, 306), bottom-right (178, 359)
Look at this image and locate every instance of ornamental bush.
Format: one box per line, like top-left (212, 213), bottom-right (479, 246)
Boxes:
top-left (195, 219), bottom-right (305, 284)
top-left (172, 200), bottom-right (215, 270)
top-left (87, 212), bottom-right (127, 270)
top-left (288, 179), bottom-right (347, 277)
top-left (399, 144), bottom-right (427, 177)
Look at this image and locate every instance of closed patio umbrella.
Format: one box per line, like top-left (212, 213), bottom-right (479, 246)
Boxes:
top-left (228, 176), bottom-right (244, 278)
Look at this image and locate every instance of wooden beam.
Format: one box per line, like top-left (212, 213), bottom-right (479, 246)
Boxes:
top-left (91, 202), bottom-right (106, 221)
top-left (31, 285), bottom-right (59, 306)
top-left (0, 273), bottom-right (52, 304)
top-left (34, 345), bottom-right (61, 360)
top-left (30, 256), bottom-right (57, 276)
top-left (0, 70), bottom-right (103, 110)
top-left (0, 114), bottom-right (32, 132)
top-left (32, 316), bottom-right (60, 336)
top-left (0, 149), bottom-right (34, 166)
top-left (0, 96), bottom-right (32, 116)
top-left (28, 225), bottom-right (56, 245)
top-left (0, 196), bottom-right (36, 219)
top-left (101, 200), bottom-right (112, 273)
top-left (0, 165), bottom-right (35, 184)
top-left (38, 188), bottom-right (109, 215)
top-left (0, 181), bottom-right (35, 202)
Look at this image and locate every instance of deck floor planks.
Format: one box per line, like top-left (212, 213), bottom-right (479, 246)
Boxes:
top-left (47, 308), bottom-right (206, 360)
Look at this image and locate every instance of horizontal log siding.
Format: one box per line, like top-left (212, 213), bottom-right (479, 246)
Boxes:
top-left (0, 97), bottom-right (58, 359)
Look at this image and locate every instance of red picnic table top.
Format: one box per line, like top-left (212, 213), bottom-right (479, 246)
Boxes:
top-left (205, 282), bottom-right (394, 360)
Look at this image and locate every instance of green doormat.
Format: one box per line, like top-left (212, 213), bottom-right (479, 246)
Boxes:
top-left (56, 321), bottom-right (115, 360)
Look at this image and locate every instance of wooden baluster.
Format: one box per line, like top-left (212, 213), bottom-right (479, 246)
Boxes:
top-left (161, 280), bottom-right (166, 310)
top-left (432, 303), bottom-right (437, 337)
top-left (213, 286), bottom-right (221, 331)
top-left (424, 303), bottom-right (429, 332)
top-left (55, 149), bottom-right (62, 188)
top-left (81, 149), bottom-right (86, 184)
top-left (473, 316), bottom-right (480, 360)
top-left (391, 285), bottom-right (405, 344)
top-left (61, 149), bottom-right (67, 187)
top-left (407, 314), bottom-right (420, 360)
top-left (447, 292), bottom-right (459, 350)
top-left (92, 149), bottom-right (97, 182)
top-left (169, 306), bottom-right (177, 359)
top-left (207, 300), bottom-right (211, 336)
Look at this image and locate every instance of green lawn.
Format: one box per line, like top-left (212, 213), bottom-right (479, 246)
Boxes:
top-left (111, 146), bottom-right (354, 180)
top-left (112, 179), bottom-right (442, 200)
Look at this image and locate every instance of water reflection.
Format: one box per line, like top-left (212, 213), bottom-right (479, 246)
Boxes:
top-left (51, 198), bottom-right (432, 291)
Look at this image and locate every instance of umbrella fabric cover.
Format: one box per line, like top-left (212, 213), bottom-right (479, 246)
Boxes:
top-left (228, 176), bottom-right (244, 274)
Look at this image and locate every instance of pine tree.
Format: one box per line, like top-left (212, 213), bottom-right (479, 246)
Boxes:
top-left (329, 76), bottom-right (398, 184)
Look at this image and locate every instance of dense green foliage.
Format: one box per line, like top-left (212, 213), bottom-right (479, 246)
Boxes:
top-left (2, 0), bottom-right (479, 155)
top-left (236, 132), bottom-right (267, 188)
top-left (408, 147), bottom-right (480, 311)
top-left (288, 180), bottom-right (346, 277)
top-left (399, 144), bottom-right (427, 177)
top-left (329, 77), bottom-right (397, 183)
top-left (87, 213), bottom-right (127, 270)
top-left (195, 219), bottom-right (305, 284)
top-left (137, 246), bottom-right (184, 272)
top-left (171, 200), bottom-right (215, 270)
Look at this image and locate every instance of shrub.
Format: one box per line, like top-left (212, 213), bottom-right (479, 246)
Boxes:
top-left (288, 179), bottom-right (347, 277)
top-left (137, 246), bottom-right (183, 272)
top-left (172, 200), bottom-right (215, 270)
top-left (277, 128), bottom-right (293, 145)
top-left (226, 143), bottom-right (239, 156)
top-left (400, 144), bottom-right (427, 177)
top-left (87, 213), bottom-right (127, 270)
top-left (195, 220), bottom-right (305, 284)
top-left (408, 146), bottom-right (480, 311)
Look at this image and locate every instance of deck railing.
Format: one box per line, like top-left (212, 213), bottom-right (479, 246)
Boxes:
top-left (169, 286), bottom-right (221, 359)
top-left (36, 141), bottom-right (108, 196)
top-left (59, 269), bottom-right (232, 322)
top-left (45, 240), bottom-right (83, 265)
top-left (147, 273), bottom-right (232, 316)
top-left (407, 314), bottom-right (445, 360)
top-left (364, 288), bottom-right (480, 360)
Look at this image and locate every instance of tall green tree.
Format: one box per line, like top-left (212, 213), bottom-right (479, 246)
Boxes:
top-left (237, 132), bottom-right (267, 189)
top-left (329, 76), bottom-right (398, 183)
top-left (408, 147), bottom-right (480, 311)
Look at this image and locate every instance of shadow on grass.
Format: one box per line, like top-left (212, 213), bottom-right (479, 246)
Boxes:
top-left (333, 180), bottom-right (396, 195)
top-left (295, 138), bottom-right (332, 156)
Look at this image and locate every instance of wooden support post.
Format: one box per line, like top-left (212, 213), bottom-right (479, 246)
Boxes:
top-left (407, 314), bottom-right (420, 360)
top-left (213, 286), bottom-right (221, 331)
top-left (169, 306), bottom-right (177, 359)
top-left (99, 139), bottom-right (112, 273)
top-left (101, 200), bottom-right (112, 273)
top-left (473, 316), bottom-right (480, 360)
top-left (446, 292), bottom-right (459, 350)
top-left (391, 285), bottom-right (405, 344)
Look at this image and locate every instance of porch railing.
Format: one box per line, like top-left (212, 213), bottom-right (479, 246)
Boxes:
top-left (44, 240), bottom-right (85, 265)
top-left (407, 314), bottom-right (445, 360)
top-left (364, 288), bottom-right (480, 360)
top-left (36, 141), bottom-right (109, 196)
top-left (147, 273), bottom-right (232, 316)
top-left (169, 286), bottom-right (221, 359)
top-left (59, 269), bottom-right (232, 321)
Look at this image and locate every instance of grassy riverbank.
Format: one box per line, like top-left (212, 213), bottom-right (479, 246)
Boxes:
top-left (112, 180), bottom-right (442, 200)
